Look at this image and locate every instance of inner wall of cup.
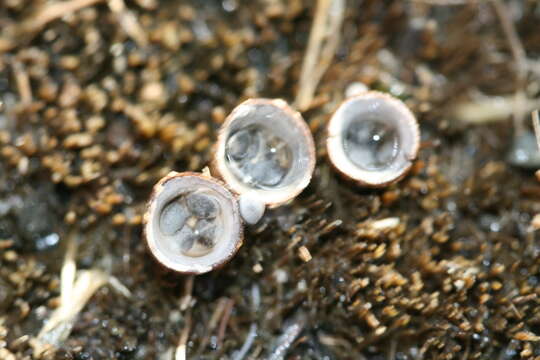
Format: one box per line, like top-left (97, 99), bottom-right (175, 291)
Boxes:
top-left (223, 102), bottom-right (311, 190)
top-left (150, 177), bottom-right (237, 270)
top-left (338, 97), bottom-right (410, 173)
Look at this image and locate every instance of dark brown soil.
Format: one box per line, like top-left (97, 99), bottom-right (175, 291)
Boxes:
top-left (1, 0), bottom-right (540, 359)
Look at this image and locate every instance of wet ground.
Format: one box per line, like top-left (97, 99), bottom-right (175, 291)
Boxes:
top-left (1, 0), bottom-right (540, 359)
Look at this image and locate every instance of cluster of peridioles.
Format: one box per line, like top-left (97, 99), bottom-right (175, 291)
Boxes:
top-left (144, 91), bottom-right (420, 275)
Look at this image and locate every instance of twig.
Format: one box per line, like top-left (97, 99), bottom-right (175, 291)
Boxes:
top-left (461, 337), bottom-right (470, 360)
top-left (20, 0), bottom-right (105, 35)
top-left (491, 0), bottom-right (527, 79)
top-left (36, 233), bottom-right (131, 350)
top-left (491, 0), bottom-right (528, 134)
top-left (197, 297), bottom-right (227, 353)
top-left (1, 0), bottom-right (147, 52)
top-left (60, 233), bottom-right (77, 308)
top-left (532, 110), bottom-right (540, 151)
top-left (108, 0), bottom-right (149, 47)
top-left (38, 270), bottom-right (109, 344)
top-left (108, 276), bottom-right (132, 297)
top-left (295, 0), bottom-right (345, 111)
top-left (247, 345), bottom-right (263, 360)
top-left (232, 324), bottom-right (258, 360)
top-left (216, 298), bottom-right (235, 349)
top-left (231, 284), bottom-right (261, 360)
top-left (411, 0), bottom-right (474, 5)
top-left (175, 311), bottom-right (192, 360)
top-left (0, 0), bottom-right (105, 53)
top-left (532, 110), bottom-right (540, 183)
top-left (453, 94), bottom-right (540, 124)
top-left (10, 59), bottom-right (32, 105)
top-left (180, 275), bottom-right (194, 311)
top-left (266, 314), bottom-right (306, 360)
top-left (250, 284), bottom-right (261, 311)
top-left (387, 337), bottom-right (397, 360)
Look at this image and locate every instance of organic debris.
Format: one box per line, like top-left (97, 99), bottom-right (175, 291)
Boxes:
top-left (1, 1), bottom-right (540, 359)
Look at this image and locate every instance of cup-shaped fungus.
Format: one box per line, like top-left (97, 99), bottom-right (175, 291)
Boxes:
top-left (326, 91), bottom-right (420, 187)
top-left (213, 98), bottom-right (316, 207)
top-left (144, 172), bottom-right (243, 275)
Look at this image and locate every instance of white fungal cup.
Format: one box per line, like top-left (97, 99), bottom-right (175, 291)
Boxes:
top-left (213, 98), bottom-right (316, 208)
top-left (327, 91), bottom-right (420, 187)
top-left (144, 172), bottom-right (243, 275)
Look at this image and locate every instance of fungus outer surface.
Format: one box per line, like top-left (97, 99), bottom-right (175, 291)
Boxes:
top-left (238, 191), bottom-right (265, 225)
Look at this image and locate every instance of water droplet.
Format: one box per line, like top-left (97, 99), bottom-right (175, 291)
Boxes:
top-left (226, 125), bottom-right (292, 189)
top-left (343, 118), bottom-right (400, 170)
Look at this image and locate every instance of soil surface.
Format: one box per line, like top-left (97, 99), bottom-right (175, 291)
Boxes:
top-left (1, 0), bottom-right (540, 359)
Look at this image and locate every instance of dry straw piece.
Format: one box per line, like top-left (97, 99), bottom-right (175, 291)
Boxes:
top-left (327, 91), bottom-right (420, 187)
top-left (212, 98), bottom-right (316, 207)
top-left (144, 171), bottom-right (243, 275)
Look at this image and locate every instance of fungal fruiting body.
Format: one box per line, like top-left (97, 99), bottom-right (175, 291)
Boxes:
top-left (144, 172), bottom-right (243, 275)
top-left (238, 191), bottom-right (265, 225)
top-left (507, 131), bottom-right (540, 169)
top-left (213, 98), bottom-right (316, 207)
top-left (327, 91), bottom-right (420, 187)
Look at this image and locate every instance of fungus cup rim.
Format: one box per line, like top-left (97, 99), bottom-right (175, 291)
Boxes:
top-left (326, 91), bottom-right (420, 187)
top-left (212, 98), bottom-right (316, 207)
top-left (143, 171), bottom-right (244, 275)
